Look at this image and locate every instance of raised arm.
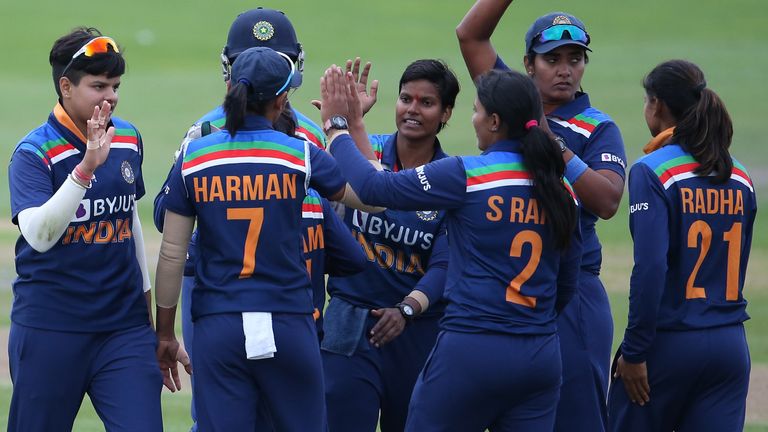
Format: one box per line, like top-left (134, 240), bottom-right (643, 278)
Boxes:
top-left (456, 0), bottom-right (514, 80)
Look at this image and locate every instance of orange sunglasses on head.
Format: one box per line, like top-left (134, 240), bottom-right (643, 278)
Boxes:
top-left (60, 36), bottom-right (120, 78)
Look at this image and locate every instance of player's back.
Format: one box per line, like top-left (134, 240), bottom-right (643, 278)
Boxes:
top-left (176, 125), bottom-right (313, 318)
top-left (634, 144), bottom-right (756, 330)
top-left (442, 143), bottom-right (579, 336)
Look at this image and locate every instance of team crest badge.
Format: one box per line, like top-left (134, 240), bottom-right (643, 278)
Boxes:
top-left (552, 15), bottom-right (572, 25)
top-left (121, 160), bottom-right (135, 184)
top-left (253, 21), bottom-right (275, 41)
top-left (416, 210), bottom-right (438, 221)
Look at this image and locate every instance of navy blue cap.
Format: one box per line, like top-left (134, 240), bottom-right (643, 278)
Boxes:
top-left (231, 47), bottom-right (301, 101)
top-left (525, 12), bottom-right (591, 54)
top-left (224, 8), bottom-right (303, 86)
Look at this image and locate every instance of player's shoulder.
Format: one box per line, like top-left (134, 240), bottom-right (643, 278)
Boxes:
top-left (367, 133), bottom-right (393, 162)
top-left (292, 108), bottom-right (326, 149)
top-left (634, 144), bottom-right (686, 170)
top-left (195, 106), bottom-right (226, 129)
top-left (110, 115), bottom-right (138, 130)
top-left (13, 122), bottom-right (62, 159)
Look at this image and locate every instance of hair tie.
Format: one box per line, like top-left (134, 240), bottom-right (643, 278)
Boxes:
top-left (525, 120), bottom-right (539, 130)
top-left (695, 82), bottom-right (706, 93)
top-left (237, 78), bottom-right (252, 88)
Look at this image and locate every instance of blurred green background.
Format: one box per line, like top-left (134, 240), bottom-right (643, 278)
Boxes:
top-left (0, 0), bottom-right (766, 430)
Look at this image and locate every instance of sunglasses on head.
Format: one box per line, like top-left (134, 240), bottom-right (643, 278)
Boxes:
top-left (537, 25), bottom-right (590, 45)
top-left (61, 36), bottom-right (119, 78)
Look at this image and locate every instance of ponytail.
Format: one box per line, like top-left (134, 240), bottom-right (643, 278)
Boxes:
top-left (674, 87), bottom-right (733, 183)
top-left (643, 60), bottom-right (733, 183)
top-left (223, 80), bottom-right (276, 137)
top-left (477, 69), bottom-right (577, 249)
top-left (521, 126), bottom-right (577, 249)
top-left (223, 81), bottom-right (249, 136)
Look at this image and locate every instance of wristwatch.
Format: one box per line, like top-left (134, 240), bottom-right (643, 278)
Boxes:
top-left (395, 302), bottom-right (415, 321)
top-left (554, 135), bottom-right (567, 153)
top-left (323, 115), bottom-right (349, 135)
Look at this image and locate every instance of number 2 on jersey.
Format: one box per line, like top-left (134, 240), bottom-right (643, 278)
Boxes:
top-left (227, 207), bottom-right (264, 278)
top-left (506, 230), bottom-right (542, 308)
top-left (686, 221), bottom-right (741, 301)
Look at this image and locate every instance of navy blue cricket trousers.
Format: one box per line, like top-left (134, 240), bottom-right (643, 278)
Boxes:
top-left (405, 330), bottom-right (562, 432)
top-left (7, 323), bottom-right (162, 432)
top-left (608, 324), bottom-right (750, 432)
top-left (323, 314), bottom-right (440, 432)
top-left (554, 270), bottom-right (613, 432)
top-left (192, 312), bottom-right (325, 432)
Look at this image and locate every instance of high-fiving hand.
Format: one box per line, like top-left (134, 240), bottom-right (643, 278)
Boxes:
top-left (345, 57), bottom-right (378, 116)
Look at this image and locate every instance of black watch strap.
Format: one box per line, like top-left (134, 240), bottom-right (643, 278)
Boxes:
top-left (395, 302), bottom-right (415, 321)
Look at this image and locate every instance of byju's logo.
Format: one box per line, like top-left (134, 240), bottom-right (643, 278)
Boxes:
top-left (72, 199), bottom-right (91, 222)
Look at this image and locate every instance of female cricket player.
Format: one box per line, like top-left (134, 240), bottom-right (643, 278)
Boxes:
top-left (457, 3), bottom-right (627, 430)
top-left (153, 46), bottom-right (381, 431)
top-left (7, 28), bottom-right (162, 431)
top-left (608, 59), bottom-right (755, 432)
top-left (322, 65), bottom-right (582, 432)
top-left (321, 58), bottom-right (458, 432)
top-left (151, 9), bottom-right (367, 429)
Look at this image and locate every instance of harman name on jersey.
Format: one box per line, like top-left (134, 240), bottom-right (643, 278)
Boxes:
top-left (161, 115), bottom-right (345, 318)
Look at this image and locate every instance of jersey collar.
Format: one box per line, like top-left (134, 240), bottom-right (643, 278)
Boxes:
top-left (381, 132), bottom-right (447, 171)
top-left (482, 139), bottom-right (522, 155)
top-left (240, 114), bottom-right (274, 131)
top-left (51, 103), bottom-right (88, 144)
top-left (546, 92), bottom-right (591, 120)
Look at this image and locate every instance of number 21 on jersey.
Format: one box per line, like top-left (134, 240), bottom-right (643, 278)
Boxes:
top-left (686, 220), bottom-right (742, 301)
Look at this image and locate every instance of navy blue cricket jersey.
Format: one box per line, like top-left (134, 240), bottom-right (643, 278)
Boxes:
top-left (302, 189), bottom-right (367, 322)
top-left (496, 57), bottom-right (626, 273)
top-left (152, 105), bottom-right (362, 313)
top-left (621, 144), bottom-right (756, 363)
top-left (330, 135), bottom-right (582, 335)
top-left (327, 133), bottom-right (449, 317)
top-left (161, 115), bottom-right (345, 318)
top-left (9, 104), bottom-right (148, 332)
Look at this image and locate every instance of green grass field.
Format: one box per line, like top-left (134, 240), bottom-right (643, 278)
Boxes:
top-left (0, 0), bottom-right (766, 429)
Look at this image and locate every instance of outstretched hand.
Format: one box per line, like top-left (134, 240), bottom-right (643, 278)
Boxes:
top-left (320, 65), bottom-right (350, 124)
top-left (345, 57), bottom-right (379, 116)
top-left (80, 100), bottom-right (115, 175)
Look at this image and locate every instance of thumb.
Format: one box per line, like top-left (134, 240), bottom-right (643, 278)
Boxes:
top-left (310, 100), bottom-right (322, 111)
top-left (370, 309), bottom-right (383, 317)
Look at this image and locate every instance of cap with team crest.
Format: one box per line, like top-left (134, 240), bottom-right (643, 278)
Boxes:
top-left (223, 7), bottom-right (304, 85)
top-left (525, 12), bottom-right (591, 54)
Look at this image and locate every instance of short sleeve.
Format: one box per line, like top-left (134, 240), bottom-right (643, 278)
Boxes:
top-left (161, 155), bottom-right (196, 217)
top-left (580, 121), bottom-right (627, 179)
top-left (134, 129), bottom-right (146, 200)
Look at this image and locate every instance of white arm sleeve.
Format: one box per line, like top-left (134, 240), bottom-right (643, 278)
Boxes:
top-left (132, 206), bottom-right (152, 293)
top-left (155, 211), bottom-right (195, 308)
top-left (337, 160), bottom-right (386, 214)
top-left (17, 175), bottom-right (87, 253)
